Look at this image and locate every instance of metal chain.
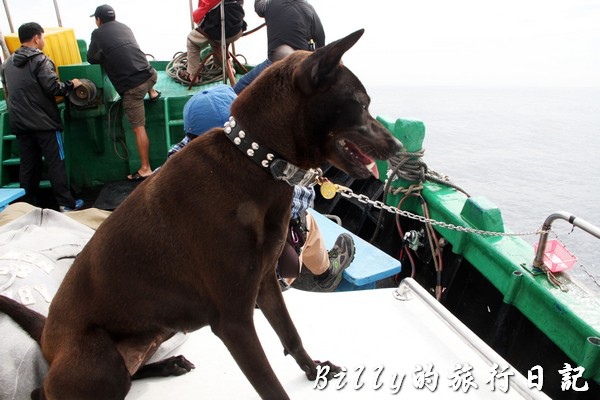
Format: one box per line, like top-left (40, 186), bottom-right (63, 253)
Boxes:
top-left (332, 184), bottom-right (546, 237)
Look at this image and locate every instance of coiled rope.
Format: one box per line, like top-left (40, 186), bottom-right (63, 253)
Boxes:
top-left (167, 23), bottom-right (265, 86)
top-left (370, 148), bottom-right (470, 244)
top-left (386, 149), bottom-right (470, 197)
top-left (166, 51), bottom-right (226, 86)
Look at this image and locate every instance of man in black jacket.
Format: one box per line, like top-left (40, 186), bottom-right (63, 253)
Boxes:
top-left (0, 22), bottom-right (84, 212)
top-left (88, 4), bottom-right (160, 181)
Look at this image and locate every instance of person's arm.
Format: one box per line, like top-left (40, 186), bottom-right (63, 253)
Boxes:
top-left (193, 0), bottom-right (221, 24)
top-left (254, 0), bottom-right (270, 17)
top-left (36, 57), bottom-right (78, 96)
top-left (86, 29), bottom-right (103, 64)
top-left (312, 14), bottom-right (326, 48)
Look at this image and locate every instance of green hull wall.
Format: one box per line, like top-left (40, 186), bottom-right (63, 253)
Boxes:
top-left (379, 115), bottom-right (600, 383)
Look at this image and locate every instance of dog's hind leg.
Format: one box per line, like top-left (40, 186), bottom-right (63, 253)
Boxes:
top-left (210, 306), bottom-right (291, 399)
top-left (256, 274), bottom-right (342, 381)
top-left (42, 329), bottom-right (132, 399)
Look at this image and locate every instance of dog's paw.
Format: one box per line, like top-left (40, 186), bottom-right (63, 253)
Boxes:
top-left (132, 355), bottom-right (196, 380)
top-left (304, 360), bottom-right (342, 381)
top-left (160, 355), bottom-right (196, 376)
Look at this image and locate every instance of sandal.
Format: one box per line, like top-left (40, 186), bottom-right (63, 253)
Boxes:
top-left (127, 171), bottom-right (147, 182)
top-left (177, 70), bottom-right (199, 85)
top-left (149, 91), bottom-right (161, 102)
top-left (177, 70), bottom-right (192, 82)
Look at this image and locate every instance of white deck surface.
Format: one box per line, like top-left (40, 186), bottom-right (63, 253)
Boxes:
top-left (129, 282), bottom-right (548, 399)
top-left (0, 206), bottom-right (548, 399)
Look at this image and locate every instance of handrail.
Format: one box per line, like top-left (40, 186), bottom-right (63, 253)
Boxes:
top-left (533, 211), bottom-right (600, 269)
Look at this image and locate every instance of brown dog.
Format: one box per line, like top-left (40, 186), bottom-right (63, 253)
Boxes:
top-left (0, 29), bottom-right (401, 399)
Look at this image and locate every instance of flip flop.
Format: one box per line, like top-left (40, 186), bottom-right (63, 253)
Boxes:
top-left (127, 172), bottom-right (147, 181)
top-left (177, 70), bottom-right (192, 82)
top-left (149, 91), bottom-right (161, 102)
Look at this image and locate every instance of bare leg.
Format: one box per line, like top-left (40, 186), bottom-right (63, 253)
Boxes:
top-left (130, 125), bottom-right (152, 177)
top-left (299, 212), bottom-right (329, 275)
top-left (148, 87), bottom-right (160, 100)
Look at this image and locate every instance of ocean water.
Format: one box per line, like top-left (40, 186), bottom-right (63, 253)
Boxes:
top-left (367, 85), bottom-right (600, 294)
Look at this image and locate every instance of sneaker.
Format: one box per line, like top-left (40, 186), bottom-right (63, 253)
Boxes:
top-left (59, 199), bottom-right (84, 213)
top-left (317, 233), bottom-right (356, 292)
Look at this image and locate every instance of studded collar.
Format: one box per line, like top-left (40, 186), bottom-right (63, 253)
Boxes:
top-left (223, 116), bottom-right (321, 187)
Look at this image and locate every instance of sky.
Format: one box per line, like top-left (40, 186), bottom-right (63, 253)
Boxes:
top-left (1, 0), bottom-right (599, 87)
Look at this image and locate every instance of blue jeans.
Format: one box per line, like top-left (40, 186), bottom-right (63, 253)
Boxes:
top-left (233, 59), bottom-right (273, 94)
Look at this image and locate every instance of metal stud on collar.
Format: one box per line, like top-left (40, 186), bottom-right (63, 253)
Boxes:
top-left (224, 116), bottom-right (320, 187)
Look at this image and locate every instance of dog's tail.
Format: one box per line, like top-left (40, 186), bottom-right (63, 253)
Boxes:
top-left (0, 295), bottom-right (45, 343)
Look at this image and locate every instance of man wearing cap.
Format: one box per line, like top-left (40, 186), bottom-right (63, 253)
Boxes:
top-left (166, 84), bottom-right (236, 157)
top-left (88, 4), bottom-right (161, 181)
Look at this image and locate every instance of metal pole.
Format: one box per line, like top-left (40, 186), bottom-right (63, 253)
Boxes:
top-left (220, 0), bottom-right (226, 84)
top-left (189, 0), bottom-right (194, 30)
top-left (0, 25), bottom-right (10, 60)
top-left (533, 211), bottom-right (600, 269)
top-left (0, 27), bottom-right (10, 60)
top-left (52, 0), bottom-right (63, 27)
top-left (2, 0), bottom-right (14, 33)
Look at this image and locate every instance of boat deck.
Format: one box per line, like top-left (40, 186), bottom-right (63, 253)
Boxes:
top-left (129, 283), bottom-right (548, 399)
top-left (0, 204), bottom-right (548, 399)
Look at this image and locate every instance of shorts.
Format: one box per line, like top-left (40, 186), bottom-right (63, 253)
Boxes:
top-left (121, 69), bottom-right (158, 128)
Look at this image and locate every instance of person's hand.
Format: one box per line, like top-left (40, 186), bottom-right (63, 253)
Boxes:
top-left (71, 78), bottom-right (82, 88)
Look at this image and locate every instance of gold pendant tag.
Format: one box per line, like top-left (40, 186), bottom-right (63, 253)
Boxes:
top-left (320, 180), bottom-right (337, 199)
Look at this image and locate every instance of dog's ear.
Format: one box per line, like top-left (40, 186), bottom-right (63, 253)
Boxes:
top-left (293, 29), bottom-right (365, 95)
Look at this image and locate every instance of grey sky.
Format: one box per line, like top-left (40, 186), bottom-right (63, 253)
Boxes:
top-left (1, 0), bottom-right (599, 87)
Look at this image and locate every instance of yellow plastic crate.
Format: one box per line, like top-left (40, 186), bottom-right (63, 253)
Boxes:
top-left (5, 27), bottom-right (81, 67)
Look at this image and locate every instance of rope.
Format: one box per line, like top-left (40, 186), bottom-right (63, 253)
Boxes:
top-left (539, 264), bottom-right (569, 292)
top-left (386, 150), bottom-right (427, 183)
top-left (386, 150), bottom-right (470, 197)
top-left (338, 145), bottom-right (561, 294)
top-left (167, 23), bottom-right (265, 87)
top-left (371, 148), bottom-right (470, 242)
top-left (166, 51), bottom-right (225, 86)
top-left (242, 22), bottom-right (266, 36)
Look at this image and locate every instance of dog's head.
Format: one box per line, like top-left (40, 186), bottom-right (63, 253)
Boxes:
top-left (233, 29), bottom-right (402, 180)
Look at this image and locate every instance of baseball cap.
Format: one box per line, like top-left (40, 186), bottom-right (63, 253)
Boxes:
top-left (90, 5), bottom-right (116, 22)
top-left (183, 85), bottom-right (237, 136)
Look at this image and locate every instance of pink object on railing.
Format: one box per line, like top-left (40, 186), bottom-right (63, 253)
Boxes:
top-left (533, 239), bottom-right (577, 273)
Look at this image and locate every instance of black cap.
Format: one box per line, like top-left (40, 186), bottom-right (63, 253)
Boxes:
top-left (90, 5), bottom-right (116, 22)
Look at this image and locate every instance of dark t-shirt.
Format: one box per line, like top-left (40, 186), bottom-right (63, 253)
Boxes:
top-left (256, 0), bottom-right (325, 61)
top-left (87, 20), bottom-right (153, 94)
